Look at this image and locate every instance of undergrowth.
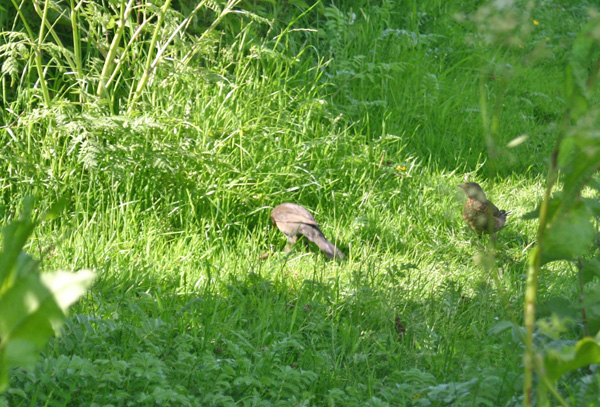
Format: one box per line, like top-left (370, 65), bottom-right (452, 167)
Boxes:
top-left (1, 0), bottom-right (599, 405)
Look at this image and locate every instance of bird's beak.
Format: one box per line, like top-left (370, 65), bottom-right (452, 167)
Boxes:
top-left (457, 184), bottom-right (466, 189)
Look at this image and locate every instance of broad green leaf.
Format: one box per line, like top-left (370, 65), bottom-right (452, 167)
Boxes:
top-left (588, 315), bottom-right (600, 337)
top-left (0, 273), bottom-right (63, 350)
top-left (0, 218), bottom-right (35, 294)
top-left (542, 202), bottom-right (595, 264)
top-left (557, 136), bottom-right (577, 168)
top-left (580, 284), bottom-right (600, 336)
top-left (537, 296), bottom-right (578, 319)
top-left (4, 337), bottom-right (50, 369)
top-left (40, 270), bottom-right (96, 314)
top-left (564, 63), bottom-right (589, 122)
top-left (15, 252), bottom-right (38, 279)
top-left (569, 15), bottom-right (600, 79)
top-left (580, 285), bottom-right (600, 309)
top-left (582, 198), bottom-right (600, 217)
top-left (559, 111), bottom-right (600, 201)
top-left (0, 273), bottom-right (56, 392)
top-left (567, 109), bottom-right (600, 148)
top-left (564, 14), bottom-right (600, 121)
top-left (544, 337), bottom-right (600, 383)
top-left (580, 258), bottom-right (600, 284)
top-left (0, 269), bottom-right (95, 392)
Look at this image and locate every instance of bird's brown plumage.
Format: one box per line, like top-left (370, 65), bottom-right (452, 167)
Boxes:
top-left (270, 203), bottom-right (344, 259)
top-left (458, 183), bottom-right (508, 234)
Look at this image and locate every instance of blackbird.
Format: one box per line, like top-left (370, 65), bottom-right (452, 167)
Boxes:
top-left (270, 203), bottom-right (344, 259)
top-left (458, 182), bottom-right (508, 234)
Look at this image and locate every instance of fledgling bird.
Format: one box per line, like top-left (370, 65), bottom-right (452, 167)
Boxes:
top-left (270, 203), bottom-right (344, 259)
top-left (458, 182), bottom-right (509, 235)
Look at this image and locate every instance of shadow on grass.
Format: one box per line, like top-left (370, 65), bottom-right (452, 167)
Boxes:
top-left (3, 255), bottom-right (528, 407)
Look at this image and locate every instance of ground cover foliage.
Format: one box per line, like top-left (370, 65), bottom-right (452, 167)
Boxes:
top-left (1, 0), bottom-right (600, 405)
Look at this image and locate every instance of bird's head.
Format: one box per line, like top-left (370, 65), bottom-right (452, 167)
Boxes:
top-left (458, 182), bottom-right (487, 201)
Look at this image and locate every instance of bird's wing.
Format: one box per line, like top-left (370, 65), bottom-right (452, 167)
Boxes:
top-left (486, 200), bottom-right (502, 217)
top-left (271, 203), bottom-right (319, 226)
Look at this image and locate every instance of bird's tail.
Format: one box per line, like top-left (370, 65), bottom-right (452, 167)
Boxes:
top-left (495, 210), bottom-right (509, 231)
top-left (300, 225), bottom-right (345, 260)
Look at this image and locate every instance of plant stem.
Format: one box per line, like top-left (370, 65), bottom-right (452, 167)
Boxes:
top-left (11, 0), bottom-right (52, 105)
top-left (127, 0), bottom-right (173, 112)
top-left (70, 0), bottom-right (84, 103)
top-left (523, 107), bottom-right (566, 407)
top-left (97, 0), bottom-right (135, 99)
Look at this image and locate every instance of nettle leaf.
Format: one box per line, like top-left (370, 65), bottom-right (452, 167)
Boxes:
top-left (542, 202), bottom-right (595, 264)
top-left (544, 337), bottom-right (600, 384)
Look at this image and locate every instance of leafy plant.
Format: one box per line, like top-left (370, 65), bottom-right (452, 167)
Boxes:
top-left (523, 12), bottom-right (600, 407)
top-left (0, 198), bottom-right (95, 393)
top-left (0, 0), bottom-right (598, 405)
top-left (1, 0), bottom-right (262, 111)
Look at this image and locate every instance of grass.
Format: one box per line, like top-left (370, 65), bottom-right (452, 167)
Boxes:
top-left (1, 0), bottom-right (599, 405)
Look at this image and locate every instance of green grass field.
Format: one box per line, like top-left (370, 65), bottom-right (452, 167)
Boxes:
top-left (1, 0), bottom-right (599, 405)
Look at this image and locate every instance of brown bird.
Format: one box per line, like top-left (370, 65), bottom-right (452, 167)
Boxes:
top-left (458, 182), bottom-right (508, 234)
top-left (270, 203), bottom-right (344, 259)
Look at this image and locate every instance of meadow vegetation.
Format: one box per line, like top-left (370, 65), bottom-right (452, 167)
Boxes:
top-left (1, 0), bottom-right (599, 405)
